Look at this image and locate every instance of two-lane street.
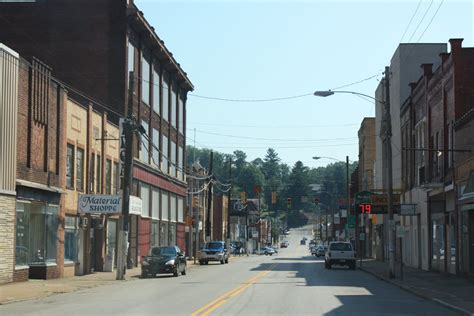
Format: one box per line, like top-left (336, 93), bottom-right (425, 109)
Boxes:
top-left (1, 227), bottom-right (456, 316)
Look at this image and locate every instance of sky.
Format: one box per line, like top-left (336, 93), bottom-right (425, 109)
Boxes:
top-left (135, 0), bottom-right (473, 169)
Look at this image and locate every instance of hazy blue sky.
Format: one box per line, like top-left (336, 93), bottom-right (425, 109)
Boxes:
top-left (135, 0), bottom-right (473, 168)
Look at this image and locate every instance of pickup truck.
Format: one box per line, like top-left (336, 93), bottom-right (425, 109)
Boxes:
top-left (325, 241), bottom-right (356, 270)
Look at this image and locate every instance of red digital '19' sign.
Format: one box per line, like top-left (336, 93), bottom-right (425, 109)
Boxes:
top-left (358, 204), bottom-right (372, 214)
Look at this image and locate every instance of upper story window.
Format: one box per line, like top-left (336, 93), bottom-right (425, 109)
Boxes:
top-left (178, 95), bottom-right (184, 134)
top-left (162, 72), bottom-right (169, 122)
top-left (152, 128), bottom-right (159, 168)
top-left (127, 40), bottom-right (135, 78)
top-left (170, 141), bottom-right (176, 177)
top-left (76, 147), bottom-right (84, 191)
top-left (66, 144), bottom-right (74, 189)
top-left (139, 120), bottom-right (149, 163)
top-left (161, 135), bottom-right (168, 173)
top-left (105, 159), bottom-right (112, 194)
top-left (141, 51), bottom-right (151, 105)
top-left (152, 66), bottom-right (160, 115)
top-left (171, 83), bottom-right (177, 128)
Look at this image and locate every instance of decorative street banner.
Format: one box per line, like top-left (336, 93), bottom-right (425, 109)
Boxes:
top-left (78, 195), bottom-right (122, 214)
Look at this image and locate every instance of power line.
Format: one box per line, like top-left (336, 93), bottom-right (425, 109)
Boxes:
top-left (407, 0), bottom-right (434, 43)
top-left (186, 121), bottom-right (360, 129)
top-left (416, 0), bottom-right (444, 42)
top-left (400, 0), bottom-right (423, 43)
top-left (330, 73), bottom-right (382, 90)
top-left (193, 129), bottom-right (358, 142)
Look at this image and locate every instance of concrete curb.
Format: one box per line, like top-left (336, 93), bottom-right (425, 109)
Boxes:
top-left (359, 266), bottom-right (473, 316)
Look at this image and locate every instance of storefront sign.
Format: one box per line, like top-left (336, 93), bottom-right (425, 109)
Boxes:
top-left (78, 195), bottom-right (122, 214)
top-left (129, 195), bottom-right (143, 216)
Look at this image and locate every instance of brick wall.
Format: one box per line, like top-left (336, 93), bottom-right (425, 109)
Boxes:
top-left (0, 194), bottom-right (15, 284)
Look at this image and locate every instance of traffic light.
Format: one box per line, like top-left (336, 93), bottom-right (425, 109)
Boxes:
top-left (315, 198), bottom-right (320, 205)
top-left (287, 197), bottom-right (292, 209)
top-left (240, 191), bottom-right (247, 203)
top-left (271, 191), bottom-right (277, 204)
top-left (192, 196), bottom-right (199, 208)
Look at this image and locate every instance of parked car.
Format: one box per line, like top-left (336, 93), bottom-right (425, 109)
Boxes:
top-left (315, 246), bottom-right (326, 257)
top-left (198, 241), bottom-right (230, 265)
top-left (141, 246), bottom-right (187, 278)
top-left (325, 241), bottom-right (356, 270)
top-left (300, 239), bottom-right (306, 245)
top-left (280, 241), bottom-right (289, 248)
top-left (255, 246), bottom-right (276, 256)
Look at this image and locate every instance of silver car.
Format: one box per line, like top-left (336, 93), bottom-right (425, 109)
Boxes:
top-left (198, 241), bottom-right (230, 265)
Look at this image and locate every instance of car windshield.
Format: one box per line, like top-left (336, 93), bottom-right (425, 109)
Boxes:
top-left (330, 243), bottom-right (352, 251)
top-left (150, 247), bottom-right (176, 256)
top-left (205, 242), bottom-right (224, 249)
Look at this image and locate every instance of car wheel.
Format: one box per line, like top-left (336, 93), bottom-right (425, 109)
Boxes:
top-left (220, 259), bottom-right (225, 264)
top-left (199, 260), bottom-right (204, 265)
top-left (269, 253), bottom-right (273, 256)
top-left (225, 258), bottom-right (229, 264)
top-left (205, 261), bottom-right (209, 265)
top-left (141, 272), bottom-right (148, 278)
top-left (174, 265), bottom-right (179, 277)
top-left (181, 265), bottom-right (187, 275)
top-left (264, 252), bottom-right (268, 256)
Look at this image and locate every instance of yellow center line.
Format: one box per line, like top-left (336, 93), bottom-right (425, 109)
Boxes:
top-left (191, 263), bottom-right (277, 316)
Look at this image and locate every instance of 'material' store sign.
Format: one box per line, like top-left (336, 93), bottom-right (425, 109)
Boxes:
top-left (78, 195), bottom-right (122, 214)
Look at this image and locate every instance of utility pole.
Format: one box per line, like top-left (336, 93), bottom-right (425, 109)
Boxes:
top-left (116, 71), bottom-right (134, 280)
top-left (346, 155), bottom-right (350, 242)
top-left (227, 158), bottom-right (232, 242)
top-left (205, 151), bottom-right (214, 241)
top-left (383, 66), bottom-right (395, 279)
top-left (194, 175), bottom-right (200, 264)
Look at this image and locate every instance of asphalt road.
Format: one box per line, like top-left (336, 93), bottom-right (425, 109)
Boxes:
top-left (1, 227), bottom-right (456, 316)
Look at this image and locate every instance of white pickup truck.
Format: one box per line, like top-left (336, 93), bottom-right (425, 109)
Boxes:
top-left (325, 241), bottom-right (356, 270)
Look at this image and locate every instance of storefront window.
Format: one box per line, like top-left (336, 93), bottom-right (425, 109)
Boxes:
top-left (151, 221), bottom-right (159, 247)
top-left (16, 201), bottom-right (59, 265)
top-left (64, 216), bottom-right (78, 262)
top-left (66, 144), bottom-right (74, 189)
top-left (106, 159), bottom-right (112, 194)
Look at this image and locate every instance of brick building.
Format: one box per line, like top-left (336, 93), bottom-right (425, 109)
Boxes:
top-left (402, 39), bottom-right (474, 275)
top-left (213, 195), bottom-right (229, 241)
top-left (0, 0), bottom-right (193, 265)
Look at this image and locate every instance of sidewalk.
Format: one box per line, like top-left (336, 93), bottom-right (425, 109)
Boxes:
top-left (359, 259), bottom-right (474, 316)
top-left (0, 259), bottom-right (201, 306)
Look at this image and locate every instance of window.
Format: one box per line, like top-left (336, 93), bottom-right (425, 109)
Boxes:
top-left (141, 52), bottom-right (150, 105)
top-left (162, 73), bottom-right (169, 122)
top-left (171, 83), bottom-right (177, 128)
top-left (127, 40), bottom-right (135, 76)
top-left (152, 187), bottom-right (160, 219)
top-left (153, 66), bottom-right (160, 115)
top-left (170, 141), bottom-right (176, 177)
top-left (140, 182), bottom-right (150, 217)
top-left (15, 202), bottom-right (59, 265)
top-left (170, 194), bottom-right (177, 222)
top-left (178, 146), bottom-right (183, 180)
top-left (90, 154), bottom-right (95, 193)
top-left (161, 191), bottom-right (169, 220)
top-left (177, 197), bottom-right (184, 223)
top-left (66, 144), bottom-right (74, 189)
top-left (96, 154), bottom-right (102, 193)
top-left (161, 135), bottom-right (168, 173)
top-left (178, 95), bottom-right (184, 134)
top-left (151, 221), bottom-right (159, 247)
top-left (106, 159), bottom-right (112, 194)
top-left (76, 148), bottom-right (84, 191)
top-left (140, 121), bottom-right (149, 163)
top-left (152, 128), bottom-right (159, 167)
top-left (113, 162), bottom-right (119, 194)
top-left (64, 216), bottom-right (78, 262)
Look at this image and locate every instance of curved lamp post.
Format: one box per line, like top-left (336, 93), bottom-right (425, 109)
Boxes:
top-left (314, 71), bottom-right (396, 278)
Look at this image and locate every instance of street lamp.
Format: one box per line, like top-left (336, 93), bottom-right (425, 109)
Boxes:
top-left (313, 66), bottom-right (395, 278)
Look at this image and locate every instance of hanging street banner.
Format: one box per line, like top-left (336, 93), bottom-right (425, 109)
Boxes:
top-left (78, 195), bottom-right (122, 214)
